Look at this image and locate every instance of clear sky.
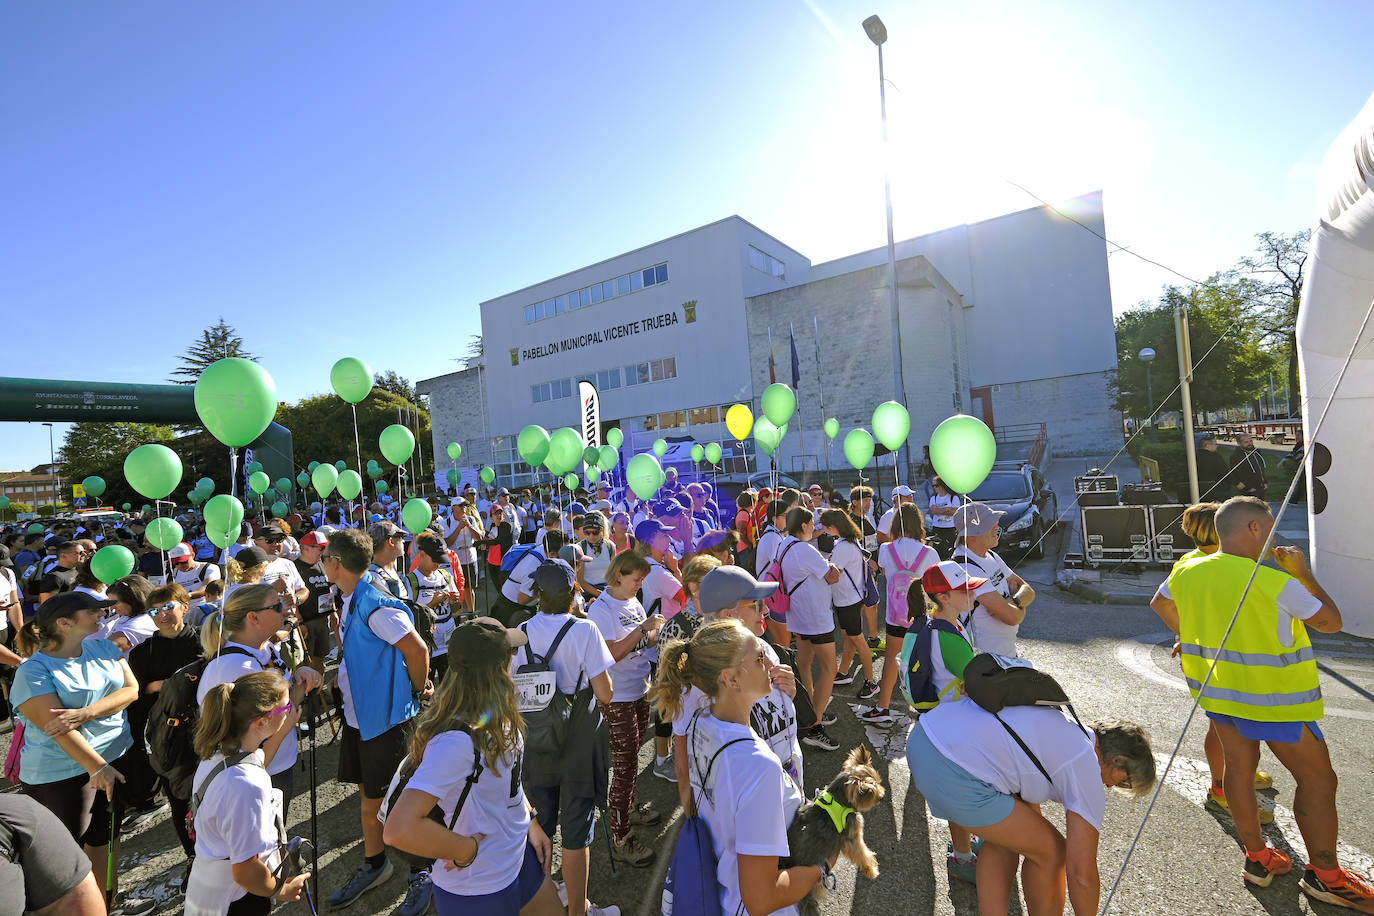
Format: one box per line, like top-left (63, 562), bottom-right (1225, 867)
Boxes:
top-left (3, 0), bottom-right (1371, 471)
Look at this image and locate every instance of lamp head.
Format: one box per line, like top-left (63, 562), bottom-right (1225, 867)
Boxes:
top-left (862, 15), bottom-right (887, 45)
top-left (1138, 347), bottom-right (1156, 363)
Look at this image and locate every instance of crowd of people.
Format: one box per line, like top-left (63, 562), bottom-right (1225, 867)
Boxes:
top-left (0, 460), bottom-right (1369, 916)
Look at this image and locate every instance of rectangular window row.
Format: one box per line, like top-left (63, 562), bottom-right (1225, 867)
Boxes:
top-left (748, 245), bottom-right (786, 279)
top-left (622, 357), bottom-right (676, 387)
top-left (524, 263), bottom-right (669, 323)
top-left (530, 377), bottom-right (574, 403)
top-left (530, 357), bottom-right (677, 403)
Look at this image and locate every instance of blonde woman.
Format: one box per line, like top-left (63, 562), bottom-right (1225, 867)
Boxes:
top-left (382, 618), bottom-right (562, 916)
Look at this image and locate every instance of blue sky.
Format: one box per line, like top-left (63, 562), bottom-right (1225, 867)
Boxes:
top-left (3, 0), bottom-right (1371, 470)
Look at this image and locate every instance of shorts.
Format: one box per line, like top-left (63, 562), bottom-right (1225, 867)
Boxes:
top-left (0, 795), bottom-right (91, 912)
top-left (338, 721), bottom-right (411, 799)
top-left (834, 601), bottom-right (865, 637)
top-left (768, 608), bottom-right (788, 624)
top-left (433, 842), bottom-right (545, 916)
top-left (526, 784), bottom-right (597, 849)
top-left (906, 722), bottom-right (1015, 828)
top-left (796, 629), bottom-right (836, 645)
top-left (1206, 712), bottom-right (1324, 744)
top-left (302, 617), bottom-right (332, 659)
top-left (885, 621), bottom-right (909, 640)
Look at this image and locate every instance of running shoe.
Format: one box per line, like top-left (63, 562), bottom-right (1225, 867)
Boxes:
top-left (327, 858), bottom-right (394, 908)
top-left (858, 679), bottom-right (880, 701)
top-left (947, 838), bottom-right (985, 856)
top-left (1205, 786), bottom-right (1274, 824)
top-left (398, 870), bottom-right (432, 916)
top-left (1254, 770), bottom-right (1274, 790)
top-left (946, 852), bottom-right (978, 884)
top-left (857, 706), bottom-right (896, 726)
top-left (833, 669), bottom-right (856, 686)
top-left (120, 802), bottom-right (169, 835)
top-left (801, 726), bottom-right (839, 751)
top-left (613, 834), bottom-right (656, 867)
top-left (817, 710), bottom-right (838, 727)
top-left (1242, 847), bottom-right (1293, 888)
top-left (108, 897), bottom-right (156, 916)
top-left (1300, 867), bottom-right (1374, 912)
top-left (868, 637), bottom-right (886, 655)
top-left (652, 756), bottom-right (677, 783)
top-left (628, 804), bottom-right (661, 827)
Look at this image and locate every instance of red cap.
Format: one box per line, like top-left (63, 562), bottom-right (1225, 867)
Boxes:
top-left (299, 531), bottom-right (329, 548)
top-left (920, 560), bottom-right (989, 594)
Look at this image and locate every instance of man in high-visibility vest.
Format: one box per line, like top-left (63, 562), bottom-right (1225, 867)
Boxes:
top-left (1152, 497), bottom-right (1374, 910)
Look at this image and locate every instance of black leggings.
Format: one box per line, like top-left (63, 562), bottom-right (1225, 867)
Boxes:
top-left (228, 891), bottom-right (272, 914)
top-left (167, 786), bottom-right (194, 858)
top-left (22, 753), bottom-right (129, 847)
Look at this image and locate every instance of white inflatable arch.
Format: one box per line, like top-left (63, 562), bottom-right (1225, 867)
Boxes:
top-left (1297, 89), bottom-right (1374, 637)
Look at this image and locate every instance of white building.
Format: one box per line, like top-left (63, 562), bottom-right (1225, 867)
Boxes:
top-left (419, 192), bottom-right (1120, 489)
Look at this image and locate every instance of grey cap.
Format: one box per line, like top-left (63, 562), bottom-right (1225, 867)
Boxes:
top-left (953, 502), bottom-right (1006, 536)
top-left (698, 565), bottom-right (778, 615)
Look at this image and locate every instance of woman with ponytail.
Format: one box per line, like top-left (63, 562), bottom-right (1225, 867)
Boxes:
top-left (652, 618), bottom-right (823, 916)
top-left (382, 617), bottom-right (562, 916)
top-left (184, 669), bottom-right (309, 915)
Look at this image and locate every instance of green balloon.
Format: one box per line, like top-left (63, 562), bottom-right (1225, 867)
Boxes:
top-left (186, 490), bottom-right (202, 505)
top-left (761, 383), bottom-right (797, 427)
top-left (704, 442), bottom-right (722, 464)
top-left (375, 480), bottom-right (389, 493)
top-left (582, 446), bottom-right (600, 466)
top-left (379, 424), bottom-right (416, 466)
top-left (586, 468), bottom-right (599, 485)
top-left (82, 476), bottom-right (106, 498)
top-left (652, 438), bottom-right (667, 458)
top-left (606, 427), bottom-right (624, 448)
top-left (246, 462), bottom-right (263, 475)
top-left (145, 517), bottom-right (184, 551)
top-left (248, 471), bottom-right (271, 495)
top-left (690, 444), bottom-right (704, 463)
top-left (312, 463), bottom-right (339, 497)
top-left (929, 414), bottom-right (997, 494)
top-left (843, 429), bottom-right (875, 470)
top-left (336, 469), bottom-right (363, 501)
top-left (446, 442), bottom-right (461, 461)
top-left (272, 500), bottom-right (289, 518)
top-left (824, 418), bottom-right (840, 440)
top-left (194, 357), bottom-right (277, 447)
top-left (479, 466), bottom-right (495, 485)
top-left (626, 453), bottom-right (663, 501)
top-left (597, 445), bottom-right (619, 470)
top-left (401, 497), bottom-right (432, 534)
top-left (27, 523), bottom-right (44, 534)
top-left (206, 527), bottom-right (234, 549)
top-left (124, 444), bottom-right (183, 499)
top-left (872, 401), bottom-right (911, 451)
top-left (308, 461), bottom-right (320, 473)
top-left (330, 356), bottom-right (374, 404)
top-left (90, 545), bottom-right (135, 584)
top-left (517, 425), bottom-right (551, 466)
top-left (276, 477), bottom-right (292, 494)
top-left (334, 460), bottom-right (346, 471)
top-left (366, 465), bottom-right (384, 479)
top-left (204, 494), bottom-right (245, 533)
top-left (195, 477), bottom-right (215, 495)
top-left (296, 471), bottom-right (310, 488)
top-left (121, 502), bottom-right (131, 511)
top-left (753, 418), bottom-right (783, 455)
top-left (546, 428), bottom-right (584, 476)
top-left (563, 473), bottom-right (579, 490)
top-left (0, 496), bottom-right (9, 510)
top-left (445, 468), bottom-right (460, 486)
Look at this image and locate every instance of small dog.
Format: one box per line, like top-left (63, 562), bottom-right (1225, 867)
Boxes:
top-left (783, 745), bottom-right (886, 916)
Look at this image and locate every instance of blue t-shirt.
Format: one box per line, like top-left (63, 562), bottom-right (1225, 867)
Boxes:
top-left (11, 639), bottom-right (132, 785)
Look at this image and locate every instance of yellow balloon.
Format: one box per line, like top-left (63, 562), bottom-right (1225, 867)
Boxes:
top-left (725, 404), bottom-right (754, 441)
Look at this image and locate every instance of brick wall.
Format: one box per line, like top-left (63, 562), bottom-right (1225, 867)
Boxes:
top-left (417, 366), bottom-right (493, 472)
top-left (982, 370), bottom-right (1122, 456)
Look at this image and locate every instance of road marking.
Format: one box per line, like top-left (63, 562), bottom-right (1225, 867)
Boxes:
top-left (1157, 753), bottom-right (1374, 877)
top-left (1116, 633), bottom-right (1374, 722)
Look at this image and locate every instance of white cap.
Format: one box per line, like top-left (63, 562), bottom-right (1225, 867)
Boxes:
top-left (892, 484), bottom-right (914, 497)
top-left (168, 542), bottom-right (194, 560)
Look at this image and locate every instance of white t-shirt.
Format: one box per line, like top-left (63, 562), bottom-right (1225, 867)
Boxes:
top-left (754, 528), bottom-right (784, 578)
top-left (445, 512), bottom-right (480, 566)
top-left (1156, 577), bottom-right (1322, 633)
top-left (586, 593), bottom-right (651, 702)
top-left (579, 540), bottom-right (614, 586)
top-left (877, 507), bottom-right (897, 537)
top-left (952, 547), bottom-right (1019, 656)
top-left (500, 547), bottom-right (545, 604)
top-left (405, 729), bottom-right (530, 897)
top-left (829, 538), bottom-right (867, 607)
top-left (920, 699), bottom-right (1106, 830)
top-left (107, 613), bottom-right (158, 656)
top-left (513, 613), bottom-right (614, 710)
top-left (878, 539), bottom-right (941, 627)
top-left (642, 561), bottom-right (684, 620)
top-left (336, 590), bottom-right (418, 729)
top-left (778, 537), bottom-right (833, 636)
top-left (687, 712), bottom-right (803, 916)
top-left (673, 641), bottom-right (802, 785)
top-left (197, 640), bottom-right (298, 775)
top-left (928, 492), bottom-right (961, 529)
top-left (189, 751), bottom-right (282, 897)
top-left (260, 557), bottom-right (305, 597)
top-left (411, 567), bottom-right (456, 657)
top-left (171, 561), bottom-right (222, 594)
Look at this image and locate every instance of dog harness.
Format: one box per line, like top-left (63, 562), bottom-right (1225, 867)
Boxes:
top-left (813, 790), bottom-right (854, 834)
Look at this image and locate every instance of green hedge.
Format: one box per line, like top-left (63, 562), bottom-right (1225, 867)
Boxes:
top-left (1125, 433), bottom-right (1189, 500)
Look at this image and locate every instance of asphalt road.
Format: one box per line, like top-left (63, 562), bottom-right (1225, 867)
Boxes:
top-left (24, 534), bottom-right (1374, 916)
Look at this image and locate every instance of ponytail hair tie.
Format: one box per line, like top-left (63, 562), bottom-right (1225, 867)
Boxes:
top-left (676, 649), bottom-right (690, 673)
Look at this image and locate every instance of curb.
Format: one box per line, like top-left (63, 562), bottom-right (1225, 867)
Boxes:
top-left (1058, 579), bottom-right (1144, 605)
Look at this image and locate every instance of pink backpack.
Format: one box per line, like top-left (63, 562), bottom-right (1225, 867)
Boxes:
top-left (761, 542), bottom-right (802, 617)
top-left (885, 542), bottom-right (934, 626)
top-left (4, 720), bottom-right (24, 784)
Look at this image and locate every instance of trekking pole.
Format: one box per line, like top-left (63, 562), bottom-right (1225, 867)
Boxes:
top-left (106, 803), bottom-right (117, 908)
top-left (601, 808), bottom-right (618, 878)
top-left (307, 690), bottom-right (321, 907)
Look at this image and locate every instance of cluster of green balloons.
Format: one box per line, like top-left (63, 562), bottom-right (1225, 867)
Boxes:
top-left (842, 401), bottom-right (912, 470)
top-left (187, 475), bottom-right (216, 506)
top-left (366, 459), bottom-right (385, 480)
top-left (515, 425), bottom-right (602, 477)
top-left (124, 444), bottom-right (183, 499)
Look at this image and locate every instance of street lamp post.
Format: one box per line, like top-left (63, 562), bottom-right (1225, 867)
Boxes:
top-left (1138, 347), bottom-right (1157, 442)
top-left (42, 422), bottom-right (59, 512)
top-left (863, 14), bottom-right (909, 475)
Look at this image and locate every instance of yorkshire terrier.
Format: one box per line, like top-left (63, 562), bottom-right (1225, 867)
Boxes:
top-left (783, 745), bottom-right (886, 916)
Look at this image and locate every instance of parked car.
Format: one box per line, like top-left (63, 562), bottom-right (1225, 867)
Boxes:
top-left (964, 462), bottom-right (1058, 559)
top-left (710, 471), bottom-right (803, 508)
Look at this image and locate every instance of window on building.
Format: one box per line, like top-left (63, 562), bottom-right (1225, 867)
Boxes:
top-left (689, 406), bottom-right (719, 426)
top-left (658, 410), bottom-right (686, 429)
top-left (630, 271), bottom-right (643, 291)
top-left (617, 275), bottom-right (630, 295)
top-left (524, 305), bottom-right (536, 322)
top-left (748, 245), bottom-right (785, 279)
top-left (602, 280), bottom-right (615, 299)
top-left (590, 284), bottom-right (602, 303)
top-left (656, 263), bottom-right (668, 284)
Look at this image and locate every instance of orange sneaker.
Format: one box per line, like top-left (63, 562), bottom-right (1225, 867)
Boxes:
top-left (1242, 847), bottom-right (1292, 888)
top-left (1300, 867), bottom-right (1374, 913)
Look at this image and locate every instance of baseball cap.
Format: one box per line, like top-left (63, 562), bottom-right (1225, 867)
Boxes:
top-left (168, 543), bottom-right (194, 561)
top-left (807, 483), bottom-right (823, 492)
top-left (36, 591), bottom-right (115, 626)
top-left (253, 526), bottom-right (285, 542)
top-left (952, 502), bottom-right (1006, 536)
top-left (568, 502), bottom-right (586, 516)
top-left (892, 484), bottom-right (914, 498)
top-left (581, 513), bottom-right (605, 530)
top-left (532, 559), bottom-right (577, 594)
top-left (299, 530), bottom-right (328, 548)
top-left (450, 496), bottom-right (466, 506)
top-left (497, 488), bottom-right (510, 496)
top-left (694, 529), bottom-right (730, 553)
top-left (699, 566), bottom-right (778, 614)
top-left (921, 560), bottom-right (989, 594)
top-left (653, 499), bottom-right (684, 517)
top-left (446, 616), bottom-right (527, 668)
top-left (369, 520), bottom-right (403, 541)
top-left (417, 536), bottom-right (448, 561)
top-left (590, 499), bottom-right (613, 513)
top-left (634, 518), bottom-right (673, 543)
top-left (232, 545), bottom-right (272, 567)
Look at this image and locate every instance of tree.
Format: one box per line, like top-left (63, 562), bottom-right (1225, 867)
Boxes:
top-left (1234, 230), bottom-right (1308, 412)
top-left (462, 334), bottom-right (483, 368)
top-left (277, 389), bottom-right (432, 491)
top-left (170, 319), bottom-right (256, 385)
top-left (1110, 278), bottom-right (1268, 421)
top-left (372, 370), bottom-right (416, 402)
top-left (58, 422), bottom-right (181, 508)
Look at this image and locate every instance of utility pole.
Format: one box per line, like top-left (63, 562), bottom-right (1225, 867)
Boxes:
top-left (1176, 304), bottom-right (1199, 503)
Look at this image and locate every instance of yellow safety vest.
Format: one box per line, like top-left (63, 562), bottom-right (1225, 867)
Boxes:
top-left (1168, 552), bottom-right (1322, 722)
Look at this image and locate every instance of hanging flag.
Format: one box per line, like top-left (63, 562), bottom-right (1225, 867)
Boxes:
top-left (578, 379), bottom-right (601, 448)
top-left (789, 324), bottom-right (801, 390)
top-left (768, 327), bottom-right (777, 384)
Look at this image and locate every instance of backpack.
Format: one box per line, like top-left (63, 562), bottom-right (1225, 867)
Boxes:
top-left (884, 542), bottom-right (929, 620)
top-left (146, 646), bottom-right (253, 799)
top-left (379, 722), bottom-right (482, 869)
top-left (961, 653), bottom-right (1088, 785)
top-left (373, 568), bottom-right (437, 651)
top-left (186, 750), bottom-right (263, 844)
top-left (19, 562), bottom-right (45, 612)
top-left (839, 542), bottom-right (880, 607)
top-left (499, 542), bottom-right (541, 576)
top-left (513, 619), bottom-right (586, 756)
top-left (760, 542), bottom-right (803, 617)
top-left (897, 618), bottom-right (970, 712)
top-left (661, 712), bottom-right (753, 916)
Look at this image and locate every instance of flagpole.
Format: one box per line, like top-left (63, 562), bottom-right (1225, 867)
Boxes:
top-left (813, 315), bottom-right (830, 480)
top-left (789, 323), bottom-right (805, 484)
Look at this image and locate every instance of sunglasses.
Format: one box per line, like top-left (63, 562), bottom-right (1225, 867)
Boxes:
top-left (263, 701), bottom-right (294, 719)
top-left (255, 603), bottom-right (286, 615)
top-left (147, 601), bottom-right (182, 615)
